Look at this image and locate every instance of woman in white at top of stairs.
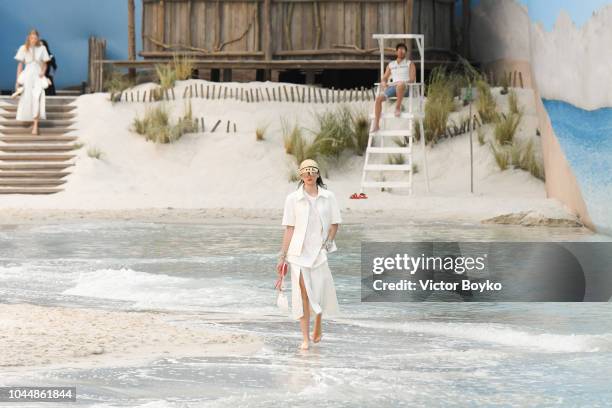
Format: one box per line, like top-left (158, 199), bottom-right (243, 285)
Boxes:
top-left (13, 29), bottom-right (51, 135)
top-left (372, 43), bottom-right (417, 132)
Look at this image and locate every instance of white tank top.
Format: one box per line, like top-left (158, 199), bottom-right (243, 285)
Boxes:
top-left (388, 58), bottom-right (411, 83)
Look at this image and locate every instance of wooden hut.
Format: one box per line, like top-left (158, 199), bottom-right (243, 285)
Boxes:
top-left (138, 0), bottom-right (458, 82)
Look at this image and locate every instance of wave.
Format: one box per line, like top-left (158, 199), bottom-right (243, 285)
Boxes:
top-left (61, 268), bottom-right (268, 311)
top-left (342, 319), bottom-right (612, 353)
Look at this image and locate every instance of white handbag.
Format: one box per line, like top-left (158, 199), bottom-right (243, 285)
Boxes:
top-left (275, 263), bottom-right (289, 312)
top-left (276, 290), bottom-right (289, 311)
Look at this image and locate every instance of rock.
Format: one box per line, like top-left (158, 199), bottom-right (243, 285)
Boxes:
top-left (481, 211), bottom-right (583, 227)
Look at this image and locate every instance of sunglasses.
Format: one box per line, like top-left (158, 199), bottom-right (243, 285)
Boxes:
top-left (300, 169), bottom-right (319, 177)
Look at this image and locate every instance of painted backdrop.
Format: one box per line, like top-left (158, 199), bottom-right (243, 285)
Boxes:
top-left (0, 0), bottom-right (142, 90)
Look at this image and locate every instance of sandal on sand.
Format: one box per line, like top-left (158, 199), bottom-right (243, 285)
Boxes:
top-left (359, 193), bottom-right (368, 199)
top-left (350, 193), bottom-right (360, 199)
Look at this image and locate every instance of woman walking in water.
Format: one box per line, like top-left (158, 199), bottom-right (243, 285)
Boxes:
top-left (277, 159), bottom-right (342, 350)
top-left (13, 29), bottom-right (51, 135)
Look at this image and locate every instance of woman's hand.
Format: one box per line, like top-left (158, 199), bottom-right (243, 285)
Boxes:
top-left (276, 259), bottom-right (287, 276)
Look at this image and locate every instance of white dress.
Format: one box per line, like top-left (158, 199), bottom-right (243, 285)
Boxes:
top-left (286, 192), bottom-right (340, 320)
top-left (14, 45), bottom-right (50, 121)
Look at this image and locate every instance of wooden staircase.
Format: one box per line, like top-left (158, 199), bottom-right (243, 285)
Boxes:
top-left (0, 96), bottom-right (78, 194)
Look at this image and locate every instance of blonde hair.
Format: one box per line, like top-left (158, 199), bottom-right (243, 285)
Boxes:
top-left (24, 29), bottom-right (40, 50)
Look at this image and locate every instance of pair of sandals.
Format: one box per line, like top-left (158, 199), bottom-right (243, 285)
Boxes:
top-left (350, 193), bottom-right (368, 199)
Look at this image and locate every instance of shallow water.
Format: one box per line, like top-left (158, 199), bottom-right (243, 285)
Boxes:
top-left (1, 221), bottom-right (611, 407)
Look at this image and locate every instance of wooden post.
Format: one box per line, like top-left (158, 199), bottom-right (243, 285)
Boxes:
top-left (127, 0), bottom-right (136, 79)
top-left (462, 0), bottom-right (470, 58)
top-left (157, 0), bottom-right (165, 51)
top-left (88, 37), bottom-right (106, 93)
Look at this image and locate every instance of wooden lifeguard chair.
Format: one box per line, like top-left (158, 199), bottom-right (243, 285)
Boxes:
top-left (360, 34), bottom-right (430, 195)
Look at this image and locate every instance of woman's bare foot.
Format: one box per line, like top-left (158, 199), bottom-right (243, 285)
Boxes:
top-left (394, 107), bottom-right (401, 117)
top-left (31, 126), bottom-right (39, 135)
top-left (299, 340), bottom-right (309, 350)
top-left (312, 333), bottom-right (323, 343)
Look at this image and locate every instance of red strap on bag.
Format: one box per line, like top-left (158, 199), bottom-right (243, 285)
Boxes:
top-left (274, 262), bottom-right (288, 290)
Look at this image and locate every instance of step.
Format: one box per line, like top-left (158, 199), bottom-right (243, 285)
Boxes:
top-left (0, 95), bottom-right (76, 104)
top-left (1, 120), bottom-right (74, 128)
top-left (361, 181), bottom-right (412, 189)
top-left (0, 171), bottom-right (69, 178)
top-left (0, 163), bottom-right (73, 170)
top-left (0, 154), bottom-right (75, 161)
top-left (0, 144), bottom-right (78, 152)
top-left (366, 147), bottom-right (412, 154)
top-left (369, 112), bottom-right (423, 120)
top-left (370, 130), bottom-right (413, 137)
top-left (0, 128), bottom-right (75, 135)
top-left (0, 135), bottom-right (78, 143)
top-left (56, 90), bottom-right (82, 96)
top-left (0, 178), bottom-right (66, 186)
top-left (364, 164), bottom-right (413, 171)
top-left (0, 187), bottom-right (63, 194)
top-left (0, 105), bottom-right (76, 113)
top-left (1, 112), bottom-right (76, 120)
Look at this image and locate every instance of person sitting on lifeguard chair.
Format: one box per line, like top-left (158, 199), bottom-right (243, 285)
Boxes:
top-left (372, 43), bottom-right (417, 132)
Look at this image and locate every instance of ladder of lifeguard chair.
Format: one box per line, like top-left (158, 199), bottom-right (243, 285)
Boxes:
top-left (360, 109), bottom-right (415, 195)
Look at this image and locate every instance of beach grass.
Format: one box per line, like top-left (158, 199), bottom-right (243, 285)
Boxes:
top-left (422, 66), bottom-right (455, 144)
top-left (172, 54), bottom-right (194, 81)
top-left (87, 146), bottom-right (104, 160)
top-left (513, 139), bottom-right (545, 181)
top-left (352, 110), bottom-right (370, 156)
top-left (104, 69), bottom-right (135, 102)
top-left (489, 141), bottom-right (510, 171)
top-left (508, 90), bottom-right (521, 115)
top-left (131, 102), bottom-right (197, 143)
top-left (255, 123), bottom-right (269, 141)
top-left (155, 54), bottom-right (194, 90)
top-left (155, 64), bottom-right (177, 91)
top-left (494, 111), bottom-right (522, 145)
top-left (476, 80), bottom-right (498, 124)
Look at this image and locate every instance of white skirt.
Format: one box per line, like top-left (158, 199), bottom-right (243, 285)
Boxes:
top-left (289, 260), bottom-right (340, 320)
top-left (16, 64), bottom-right (47, 121)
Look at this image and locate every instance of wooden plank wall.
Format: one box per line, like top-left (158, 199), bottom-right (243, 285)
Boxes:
top-left (142, 0), bottom-right (454, 58)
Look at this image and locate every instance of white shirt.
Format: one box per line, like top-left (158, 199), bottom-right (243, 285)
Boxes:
top-left (282, 185), bottom-right (342, 261)
top-left (388, 58), bottom-right (411, 83)
top-left (287, 193), bottom-right (327, 268)
top-left (15, 45), bottom-right (50, 66)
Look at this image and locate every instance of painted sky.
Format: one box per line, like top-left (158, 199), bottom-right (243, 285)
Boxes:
top-left (470, 0), bottom-right (611, 30)
top-left (0, 0), bottom-right (141, 89)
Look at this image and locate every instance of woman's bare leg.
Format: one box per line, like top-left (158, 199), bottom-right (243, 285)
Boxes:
top-left (298, 272), bottom-right (310, 350)
top-left (32, 118), bottom-right (39, 135)
top-left (312, 313), bottom-right (322, 343)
